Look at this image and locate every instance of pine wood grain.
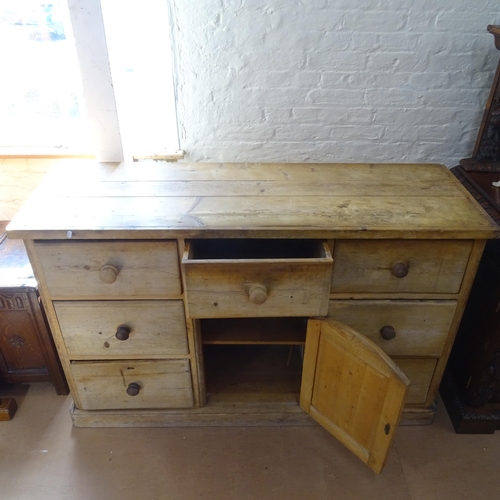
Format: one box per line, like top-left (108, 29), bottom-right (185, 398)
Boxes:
top-left (70, 359), bottom-right (194, 410)
top-left (394, 358), bottom-right (437, 405)
top-left (34, 240), bottom-right (181, 298)
top-left (327, 300), bottom-right (457, 357)
top-left (7, 162), bottom-right (498, 240)
top-left (7, 162), bottom-right (498, 448)
top-left (300, 317), bottom-right (409, 474)
top-left (331, 240), bottom-right (473, 294)
top-left (183, 241), bottom-right (332, 318)
top-left (200, 318), bottom-right (306, 345)
top-left (54, 300), bottom-right (188, 358)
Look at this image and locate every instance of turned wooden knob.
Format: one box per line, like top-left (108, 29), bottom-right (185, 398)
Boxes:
top-left (99, 264), bottom-right (119, 284)
top-left (248, 284), bottom-right (267, 304)
top-left (115, 326), bottom-right (131, 341)
top-left (380, 325), bottom-right (396, 340)
top-left (126, 383), bottom-right (141, 396)
top-left (392, 262), bottom-right (409, 278)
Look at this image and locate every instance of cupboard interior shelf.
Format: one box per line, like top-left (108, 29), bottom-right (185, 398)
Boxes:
top-left (200, 317), bottom-right (307, 345)
top-left (203, 344), bottom-right (304, 401)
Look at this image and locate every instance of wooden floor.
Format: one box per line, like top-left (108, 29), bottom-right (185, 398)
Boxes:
top-left (1, 382), bottom-right (500, 500)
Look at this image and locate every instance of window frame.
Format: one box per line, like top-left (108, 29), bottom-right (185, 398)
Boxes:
top-left (0, 0), bottom-right (182, 163)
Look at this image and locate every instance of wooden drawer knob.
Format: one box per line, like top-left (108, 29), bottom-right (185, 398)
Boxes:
top-left (248, 284), bottom-right (267, 304)
top-left (380, 325), bottom-right (396, 340)
top-left (392, 262), bottom-right (409, 278)
top-left (126, 383), bottom-right (141, 396)
top-left (115, 326), bottom-right (131, 341)
top-left (99, 264), bottom-right (119, 284)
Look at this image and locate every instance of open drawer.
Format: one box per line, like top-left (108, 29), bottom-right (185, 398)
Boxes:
top-left (182, 239), bottom-right (333, 318)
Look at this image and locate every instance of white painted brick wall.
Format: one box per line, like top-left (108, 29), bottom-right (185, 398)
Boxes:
top-left (169, 0), bottom-right (500, 166)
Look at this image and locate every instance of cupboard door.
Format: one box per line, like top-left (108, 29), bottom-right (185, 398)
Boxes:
top-left (300, 318), bottom-right (409, 474)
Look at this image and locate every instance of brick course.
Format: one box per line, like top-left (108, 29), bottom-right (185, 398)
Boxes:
top-left (170, 0), bottom-right (499, 166)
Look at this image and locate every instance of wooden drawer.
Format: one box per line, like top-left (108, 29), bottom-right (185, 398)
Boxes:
top-left (183, 239), bottom-right (332, 318)
top-left (70, 359), bottom-right (194, 410)
top-left (330, 240), bottom-right (473, 294)
top-left (34, 240), bottom-right (181, 298)
top-left (395, 358), bottom-right (437, 405)
top-left (54, 300), bottom-right (188, 357)
top-left (327, 300), bottom-right (456, 356)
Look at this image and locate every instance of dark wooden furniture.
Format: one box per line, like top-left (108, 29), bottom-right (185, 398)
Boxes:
top-left (0, 221), bottom-right (68, 396)
top-left (440, 25), bottom-right (500, 433)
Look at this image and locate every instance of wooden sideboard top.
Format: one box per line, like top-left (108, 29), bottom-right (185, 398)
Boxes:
top-left (6, 161), bottom-right (500, 240)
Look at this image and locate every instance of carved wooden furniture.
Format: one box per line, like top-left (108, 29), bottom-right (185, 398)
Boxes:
top-left (7, 161), bottom-right (497, 472)
top-left (439, 25), bottom-right (500, 434)
top-left (460, 25), bottom-right (500, 170)
top-left (0, 221), bottom-right (68, 396)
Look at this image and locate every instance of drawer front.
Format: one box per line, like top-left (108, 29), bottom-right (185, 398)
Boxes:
top-left (331, 240), bottom-right (473, 294)
top-left (183, 239), bottom-right (332, 318)
top-left (34, 241), bottom-right (181, 298)
top-left (71, 359), bottom-right (194, 410)
top-left (327, 300), bottom-right (456, 356)
top-left (184, 261), bottom-right (332, 318)
top-left (396, 358), bottom-right (437, 405)
top-left (55, 300), bottom-right (188, 357)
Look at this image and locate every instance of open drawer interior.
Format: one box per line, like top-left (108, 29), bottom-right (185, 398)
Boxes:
top-left (186, 238), bottom-right (330, 260)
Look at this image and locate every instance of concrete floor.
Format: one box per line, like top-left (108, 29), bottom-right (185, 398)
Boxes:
top-left (1, 382), bottom-right (500, 500)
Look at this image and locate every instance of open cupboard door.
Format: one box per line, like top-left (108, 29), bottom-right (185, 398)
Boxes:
top-left (300, 318), bottom-right (410, 474)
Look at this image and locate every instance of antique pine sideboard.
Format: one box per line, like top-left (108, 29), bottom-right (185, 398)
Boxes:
top-left (6, 161), bottom-right (498, 473)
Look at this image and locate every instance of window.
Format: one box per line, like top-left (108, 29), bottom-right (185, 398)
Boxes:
top-left (0, 0), bottom-right (180, 161)
top-left (100, 0), bottom-right (180, 160)
top-left (0, 0), bottom-right (91, 153)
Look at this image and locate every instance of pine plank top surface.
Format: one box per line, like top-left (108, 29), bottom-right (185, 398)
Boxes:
top-left (6, 161), bottom-right (499, 240)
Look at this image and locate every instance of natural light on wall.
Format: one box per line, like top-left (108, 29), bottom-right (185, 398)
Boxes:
top-left (0, 0), bottom-right (180, 160)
